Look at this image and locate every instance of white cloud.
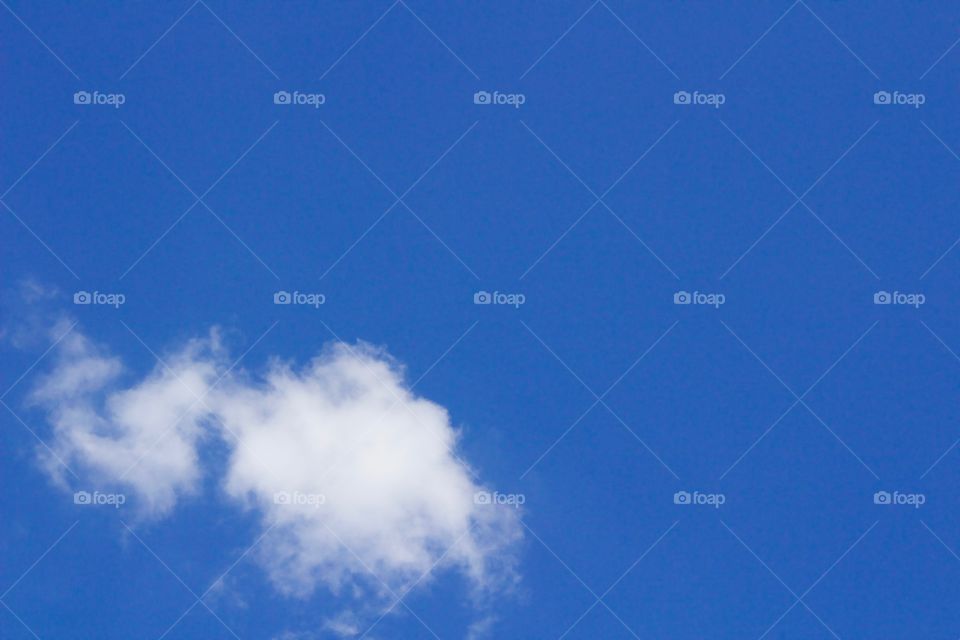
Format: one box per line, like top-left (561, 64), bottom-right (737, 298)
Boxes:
top-left (31, 326), bottom-right (221, 516)
top-left (29, 326), bottom-right (521, 620)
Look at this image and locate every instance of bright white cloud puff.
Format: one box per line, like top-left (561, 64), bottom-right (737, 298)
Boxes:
top-left (30, 324), bottom-right (521, 610)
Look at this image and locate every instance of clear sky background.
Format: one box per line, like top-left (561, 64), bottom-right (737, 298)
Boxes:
top-left (3, 2), bottom-right (960, 638)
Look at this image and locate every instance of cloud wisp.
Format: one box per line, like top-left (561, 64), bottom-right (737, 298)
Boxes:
top-left (28, 323), bottom-right (521, 619)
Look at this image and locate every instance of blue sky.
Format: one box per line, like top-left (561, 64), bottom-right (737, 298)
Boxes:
top-left (3, 1), bottom-right (960, 638)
